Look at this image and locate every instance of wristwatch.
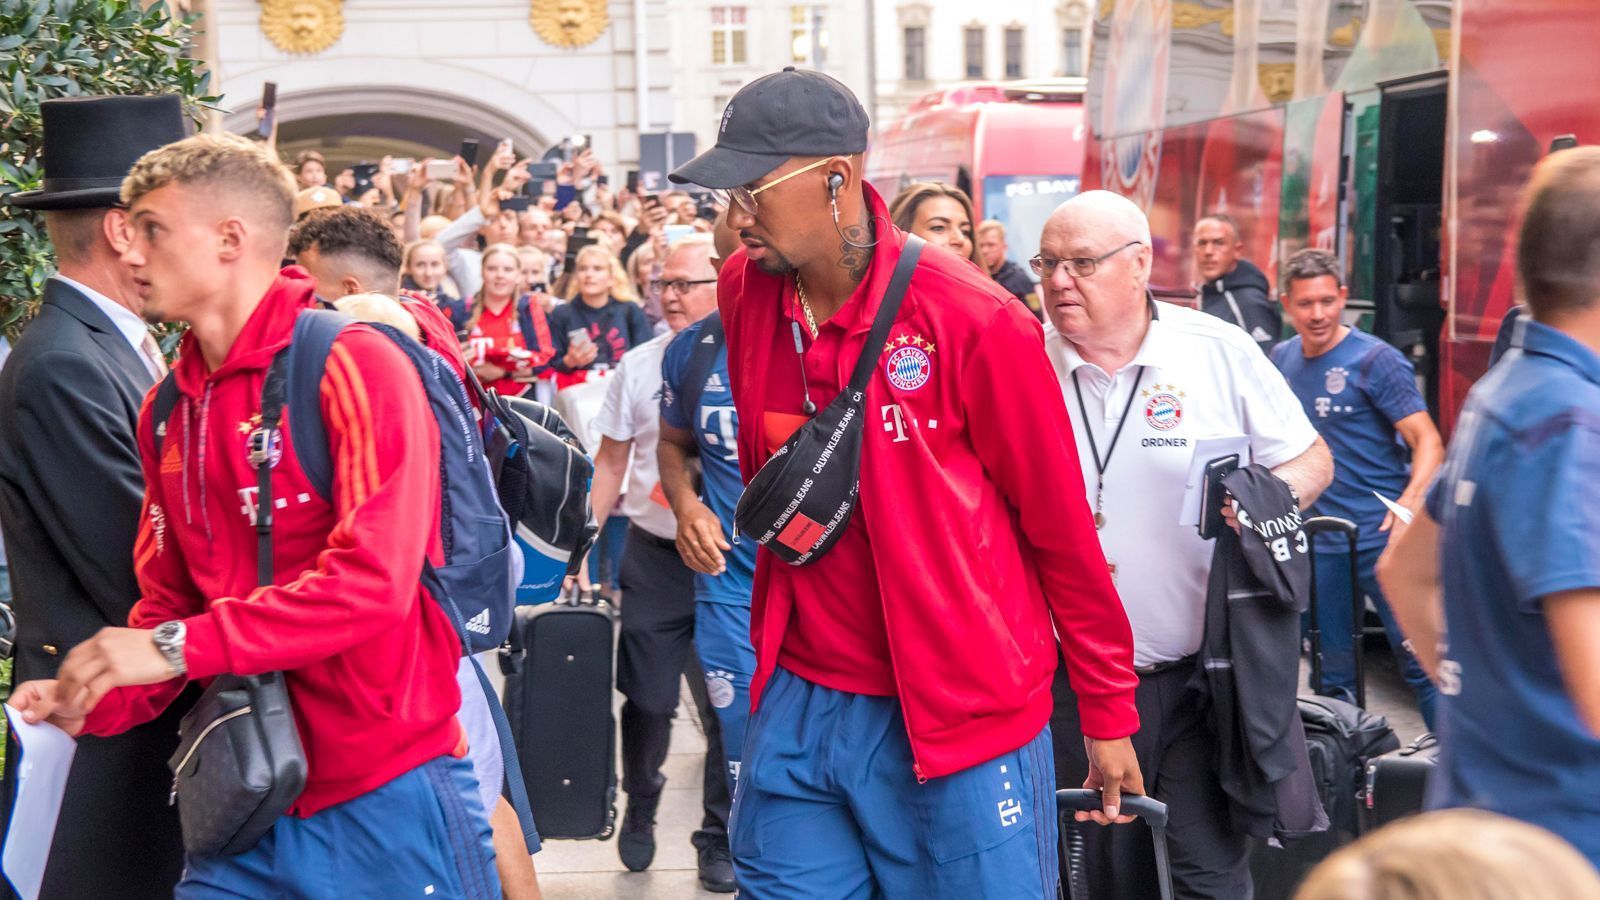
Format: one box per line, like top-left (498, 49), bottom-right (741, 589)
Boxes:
top-left (152, 620), bottom-right (188, 677)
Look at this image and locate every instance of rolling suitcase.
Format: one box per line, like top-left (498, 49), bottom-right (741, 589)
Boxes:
top-left (499, 589), bottom-right (618, 840)
top-left (1057, 789), bottom-right (1173, 900)
top-left (1363, 732), bottom-right (1439, 831)
top-left (1251, 517), bottom-right (1399, 899)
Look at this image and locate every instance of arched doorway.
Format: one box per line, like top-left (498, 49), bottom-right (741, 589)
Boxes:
top-left (220, 82), bottom-right (560, 173)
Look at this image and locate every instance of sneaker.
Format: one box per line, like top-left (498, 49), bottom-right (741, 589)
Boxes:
top-left (618, 793), bottom-right (660, 872)
top-left (698, 836), bottom-right (736, 893)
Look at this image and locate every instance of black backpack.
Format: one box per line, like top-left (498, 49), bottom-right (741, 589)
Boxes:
top-left (1297, 694), bottom-right (1400, 838)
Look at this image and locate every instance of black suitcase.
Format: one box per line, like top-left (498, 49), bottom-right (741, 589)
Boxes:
top-left (1057, 789), bottom-right (1174, 900)
top-left (499, 592), bottom-right (618, 840)
top-left (1363, 732), bottom-right (1439, 831)
top-left (1251, 517), bottom-right (1400, 899)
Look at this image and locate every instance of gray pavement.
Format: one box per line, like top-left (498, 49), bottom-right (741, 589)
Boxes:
top-left (523, 643), bottom-right (1429, 899)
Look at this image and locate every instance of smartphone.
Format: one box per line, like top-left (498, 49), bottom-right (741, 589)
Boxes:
top-left (625, 170), bottom-right (640, 193)
top-left (663, 223), bottom-right (694, 245)
top-left (567, 327), bottom-right (595, 349)
top-left (596, 174), bottom-right (609, 188)
top-left (426, 159), bottom-right (457, 180)
top-left (257, 81), bottom-right (277, 140)
top-left (1198, 454), bottom-right (1241, 540)
top-left (529, 161), bottom-right (559, 181)
top-left (501, 195), bottom-right (532, 212)
top-left (390, 158), bottom-right (415, 174)
top-left (642, 192), bottom-right (661, 208)
top-left (459, 138), bottom-right (481, 167)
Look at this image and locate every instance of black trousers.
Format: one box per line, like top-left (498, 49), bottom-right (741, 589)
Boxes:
top-left (1051, 653), bottom-right (1252, 900)
top-left (616, 526), bottom-right (731, 841)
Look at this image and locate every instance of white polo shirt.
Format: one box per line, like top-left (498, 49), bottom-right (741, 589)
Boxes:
top-left (592, 330), bottom-right (678, 540)
top-left (1044, 301), bottom-right (1318, 667)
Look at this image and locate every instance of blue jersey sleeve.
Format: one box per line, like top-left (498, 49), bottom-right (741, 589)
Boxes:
top-left (1495, 412), bottom-right (1600, 612)
top-left (659, 323), bottom-right (697, 431)
top-left (1362, 343), bottom-right (1429, 426)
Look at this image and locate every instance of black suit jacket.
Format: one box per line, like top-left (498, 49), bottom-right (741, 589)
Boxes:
top-left (0, 278), bottom-right (187, 899)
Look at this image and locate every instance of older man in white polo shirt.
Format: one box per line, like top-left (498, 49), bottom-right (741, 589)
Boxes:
top-left (1039, 191), bottom-right (1332, 898)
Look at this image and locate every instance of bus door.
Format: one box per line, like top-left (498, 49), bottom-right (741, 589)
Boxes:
top-left (1373, 72), bottom-right (1449, 419)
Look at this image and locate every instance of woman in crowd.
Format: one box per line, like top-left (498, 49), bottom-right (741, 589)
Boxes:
top-left (402, 239), bottom-right (468, 334)
top-left (293, 149), bottom-right (327, 190)
top-left (516, 245), bottom-right (552, 302)
top-left (548, 244), bottom-right (650, 385)
top-left (463, 243), bottom-right (555, 398)
top-left (889, 181), bottom-right (980, 266)
top-left (590, 211), bottom-right (629, 257)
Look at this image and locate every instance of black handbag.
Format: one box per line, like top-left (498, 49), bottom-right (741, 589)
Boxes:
top-left (166, 355), bottom-right (307, 857)
top-left (733, 236), bottom-right (923, 566)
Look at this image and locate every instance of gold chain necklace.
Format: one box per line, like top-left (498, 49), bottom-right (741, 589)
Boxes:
top-left (795, 276), bottom-right (819, 339)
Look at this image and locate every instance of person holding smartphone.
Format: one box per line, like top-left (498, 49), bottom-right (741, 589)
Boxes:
top-left (548, 244), bottom-right (652, 389)
top-left (465, 244), bottom-right (555, 397)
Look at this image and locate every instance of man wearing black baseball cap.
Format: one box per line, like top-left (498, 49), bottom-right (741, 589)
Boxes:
top-left (672, 68), bottom-right (1144, 897)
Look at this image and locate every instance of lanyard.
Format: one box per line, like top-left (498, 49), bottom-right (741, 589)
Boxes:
top-left (1072, 365), bottom-right (1145, 529)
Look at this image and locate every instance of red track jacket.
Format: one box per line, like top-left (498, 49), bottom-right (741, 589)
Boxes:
top-left (721, 187), bottom-right (1140, 779)
top-left (82, 271), bottom-right (465, 816)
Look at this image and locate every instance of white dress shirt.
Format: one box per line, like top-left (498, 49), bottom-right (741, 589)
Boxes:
top-left (53, 274), bottom-right (163, 381)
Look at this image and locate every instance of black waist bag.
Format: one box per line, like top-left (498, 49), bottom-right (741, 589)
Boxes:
top-left (734, 236), bottom-right (923, 566)
top-left (166, 354), bottom-right (306, 857)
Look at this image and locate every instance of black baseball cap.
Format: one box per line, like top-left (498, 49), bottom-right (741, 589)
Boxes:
top-left (670, 67), bottom-right (869, 190)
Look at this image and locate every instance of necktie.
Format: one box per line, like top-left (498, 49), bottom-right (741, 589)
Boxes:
top-left (140, 332), bottom-right (169, 380)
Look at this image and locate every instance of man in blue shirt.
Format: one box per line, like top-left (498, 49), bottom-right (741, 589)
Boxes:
top-left (658, 235), bottom-right (758, 793)
top-left (1379, 147), bottom-right (1600, 866)
top-left (1271, 248), bottom-right (1443, 727)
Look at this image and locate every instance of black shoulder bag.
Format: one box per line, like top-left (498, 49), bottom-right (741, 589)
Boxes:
top-left (166, 354), bottom-right (307, 857)
top-left (733, 235), bottom-right (923, 566)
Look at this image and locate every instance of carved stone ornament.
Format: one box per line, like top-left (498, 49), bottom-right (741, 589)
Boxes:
top-left (259, 0), bottom-right (344, 55)
top-left (530, 0), bottom-right (610, 48)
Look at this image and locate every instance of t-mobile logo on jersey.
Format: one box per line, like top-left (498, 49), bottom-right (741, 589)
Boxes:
top-left (997, 798), bottom-right (1022, 827)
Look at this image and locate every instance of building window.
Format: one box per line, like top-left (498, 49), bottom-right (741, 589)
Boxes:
top-left (904, 26), bottom-right (927, 81)
top-left (964, 26), bottom-right (985, 79)
top-left (1062, 27), bottom-right (1084, 76)
top-left (711, 6), bottom-right (748, 67)
top-left (791, 6), bottom-right (829, 66)
top-left (1004, 26), bottom-right (1024, 79)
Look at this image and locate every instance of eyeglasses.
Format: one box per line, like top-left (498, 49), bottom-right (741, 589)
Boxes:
top-left (1030, 241), bottom-right (1143, 278)
top-left (713, 157), bottom-right (834, 216)
top-left (649, 278), bottom-right (718, 294)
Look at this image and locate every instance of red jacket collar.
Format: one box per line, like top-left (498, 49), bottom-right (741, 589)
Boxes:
top-left (170, 267), bottom-right (319, 397)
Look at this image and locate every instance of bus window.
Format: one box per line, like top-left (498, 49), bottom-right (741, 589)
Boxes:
top-left (981, 175), bottom-right (1081, 265)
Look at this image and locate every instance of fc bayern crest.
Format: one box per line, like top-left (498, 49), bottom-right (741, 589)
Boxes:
top-left (1325, 366), bottom-right (1348, 395)
top-left (1144, 392), bottom-right (1183, 431)
top-left (885, 345), bottom-right (932, 391)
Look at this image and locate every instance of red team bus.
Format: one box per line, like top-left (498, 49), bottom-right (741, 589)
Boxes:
top-left (1083, 0), bottom-right (1600, 431)
top-left (866, 79), bottom-right (1087, 274)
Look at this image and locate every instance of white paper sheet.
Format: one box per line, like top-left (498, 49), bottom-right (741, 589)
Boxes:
top-left (3, 704), bottom-right (77, 900)
top-left (1373, 491), bottom-right (1415, 525)
top-left (1179, 435), bottom-right (1252, 526)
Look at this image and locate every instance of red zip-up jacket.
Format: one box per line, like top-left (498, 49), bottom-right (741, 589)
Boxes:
top-left (82, 270), bottom-right (466, 816)
top-left (721, 186), bottom-right (1140, 779)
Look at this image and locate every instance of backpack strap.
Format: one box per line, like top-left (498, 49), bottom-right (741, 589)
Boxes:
top-left (280, 309), bottom-right (356, 503)
top-left (150, 372), bottom-right (181, 459)
top-left (254, 353), bottom-right (291, 586)
top-left (679, 311), bottom-right (725, 423)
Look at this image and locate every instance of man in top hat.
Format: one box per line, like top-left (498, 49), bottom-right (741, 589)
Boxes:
top-left (0, 94), bottom-right (191, 900)
top-left (670, 68), bottom-right (1141, 898)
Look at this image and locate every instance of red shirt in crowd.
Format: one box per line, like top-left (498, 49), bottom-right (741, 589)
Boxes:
top-left (83, 270), bottom-right (466, 817)
top-left (466, 295), bottom-right (553, 397)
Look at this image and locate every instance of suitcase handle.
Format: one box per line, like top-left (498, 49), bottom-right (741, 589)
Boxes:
top-left (1056, 789), bottom-right (1167, 828)
top-left (1303, 516), bottom-right (1365, 709)
top-left (1057, 790), bottom-right (1173, 900)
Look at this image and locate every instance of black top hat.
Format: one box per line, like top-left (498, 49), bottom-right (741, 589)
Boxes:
top-left (4, 95), bottom-right (189, 211)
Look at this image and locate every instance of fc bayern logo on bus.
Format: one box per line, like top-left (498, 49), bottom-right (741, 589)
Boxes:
top-left (1144, 392), bottom-right (1182, 430)
top-left (885, 346), bottom-right (932, 391)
